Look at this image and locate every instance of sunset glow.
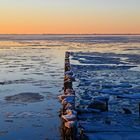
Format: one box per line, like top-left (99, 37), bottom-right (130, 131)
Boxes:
top-left (0, 0), bottom-right (140, 34)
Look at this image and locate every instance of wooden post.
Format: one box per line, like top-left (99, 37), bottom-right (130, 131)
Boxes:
top-left (139, 102), bottom-right (140, 118)
top-left (60, 52), bottom-right (77, 140)
top-left (105, 100), bottom-right (108, 112)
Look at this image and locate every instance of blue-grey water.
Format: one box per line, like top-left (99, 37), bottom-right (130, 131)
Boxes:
top-left (0, 35), bottom-right (140, 140)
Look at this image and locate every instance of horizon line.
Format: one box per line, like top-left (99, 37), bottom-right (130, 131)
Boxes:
top-left (0, 33), bottom-right (140, 35)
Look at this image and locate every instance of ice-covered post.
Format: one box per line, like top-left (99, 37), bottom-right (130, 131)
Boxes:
top-left (58, 51), bottom-right (77, 140)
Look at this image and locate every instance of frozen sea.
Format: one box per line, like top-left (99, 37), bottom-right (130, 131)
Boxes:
top-left (0, 34), bottom-right (140, 140)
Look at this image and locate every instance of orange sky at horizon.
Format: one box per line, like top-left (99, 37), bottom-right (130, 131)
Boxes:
top-left (0, 0), bottom-right (140, 34)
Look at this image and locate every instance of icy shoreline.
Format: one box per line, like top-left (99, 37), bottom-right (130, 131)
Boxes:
top-left (71, 51), bottom-right (140, 140)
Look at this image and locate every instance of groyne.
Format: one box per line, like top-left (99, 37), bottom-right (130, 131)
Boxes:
top-left (58, 52), bottom-right (77, 140)
top-left (58, 52), bottom-right (140, 140)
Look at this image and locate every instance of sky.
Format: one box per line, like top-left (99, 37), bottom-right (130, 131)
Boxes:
top-left (0, 0), bottom-right (140, 34)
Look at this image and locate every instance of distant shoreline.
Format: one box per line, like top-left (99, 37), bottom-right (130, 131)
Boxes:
top-left (0, 34), bottom-right (140, 36)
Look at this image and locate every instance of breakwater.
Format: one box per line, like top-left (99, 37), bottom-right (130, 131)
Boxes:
top-left (58, 51), bottom-right (140, 140)
top-left (58, 52), bottom-right (77, 140)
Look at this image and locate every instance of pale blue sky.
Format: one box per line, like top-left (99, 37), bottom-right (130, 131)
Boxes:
top-left (0, 0), bottom-right (140, 34)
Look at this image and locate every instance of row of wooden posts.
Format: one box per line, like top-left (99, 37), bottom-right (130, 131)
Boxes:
top-left (58, 52), bottom-right (140, 140)
top-left (58, 52), bottom-right (77, 140)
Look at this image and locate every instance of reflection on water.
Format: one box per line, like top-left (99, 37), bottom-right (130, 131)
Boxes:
top-left (0, 35), bottom-right (140, 140)
top-left (0, 40), bottom-right (66, 140)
